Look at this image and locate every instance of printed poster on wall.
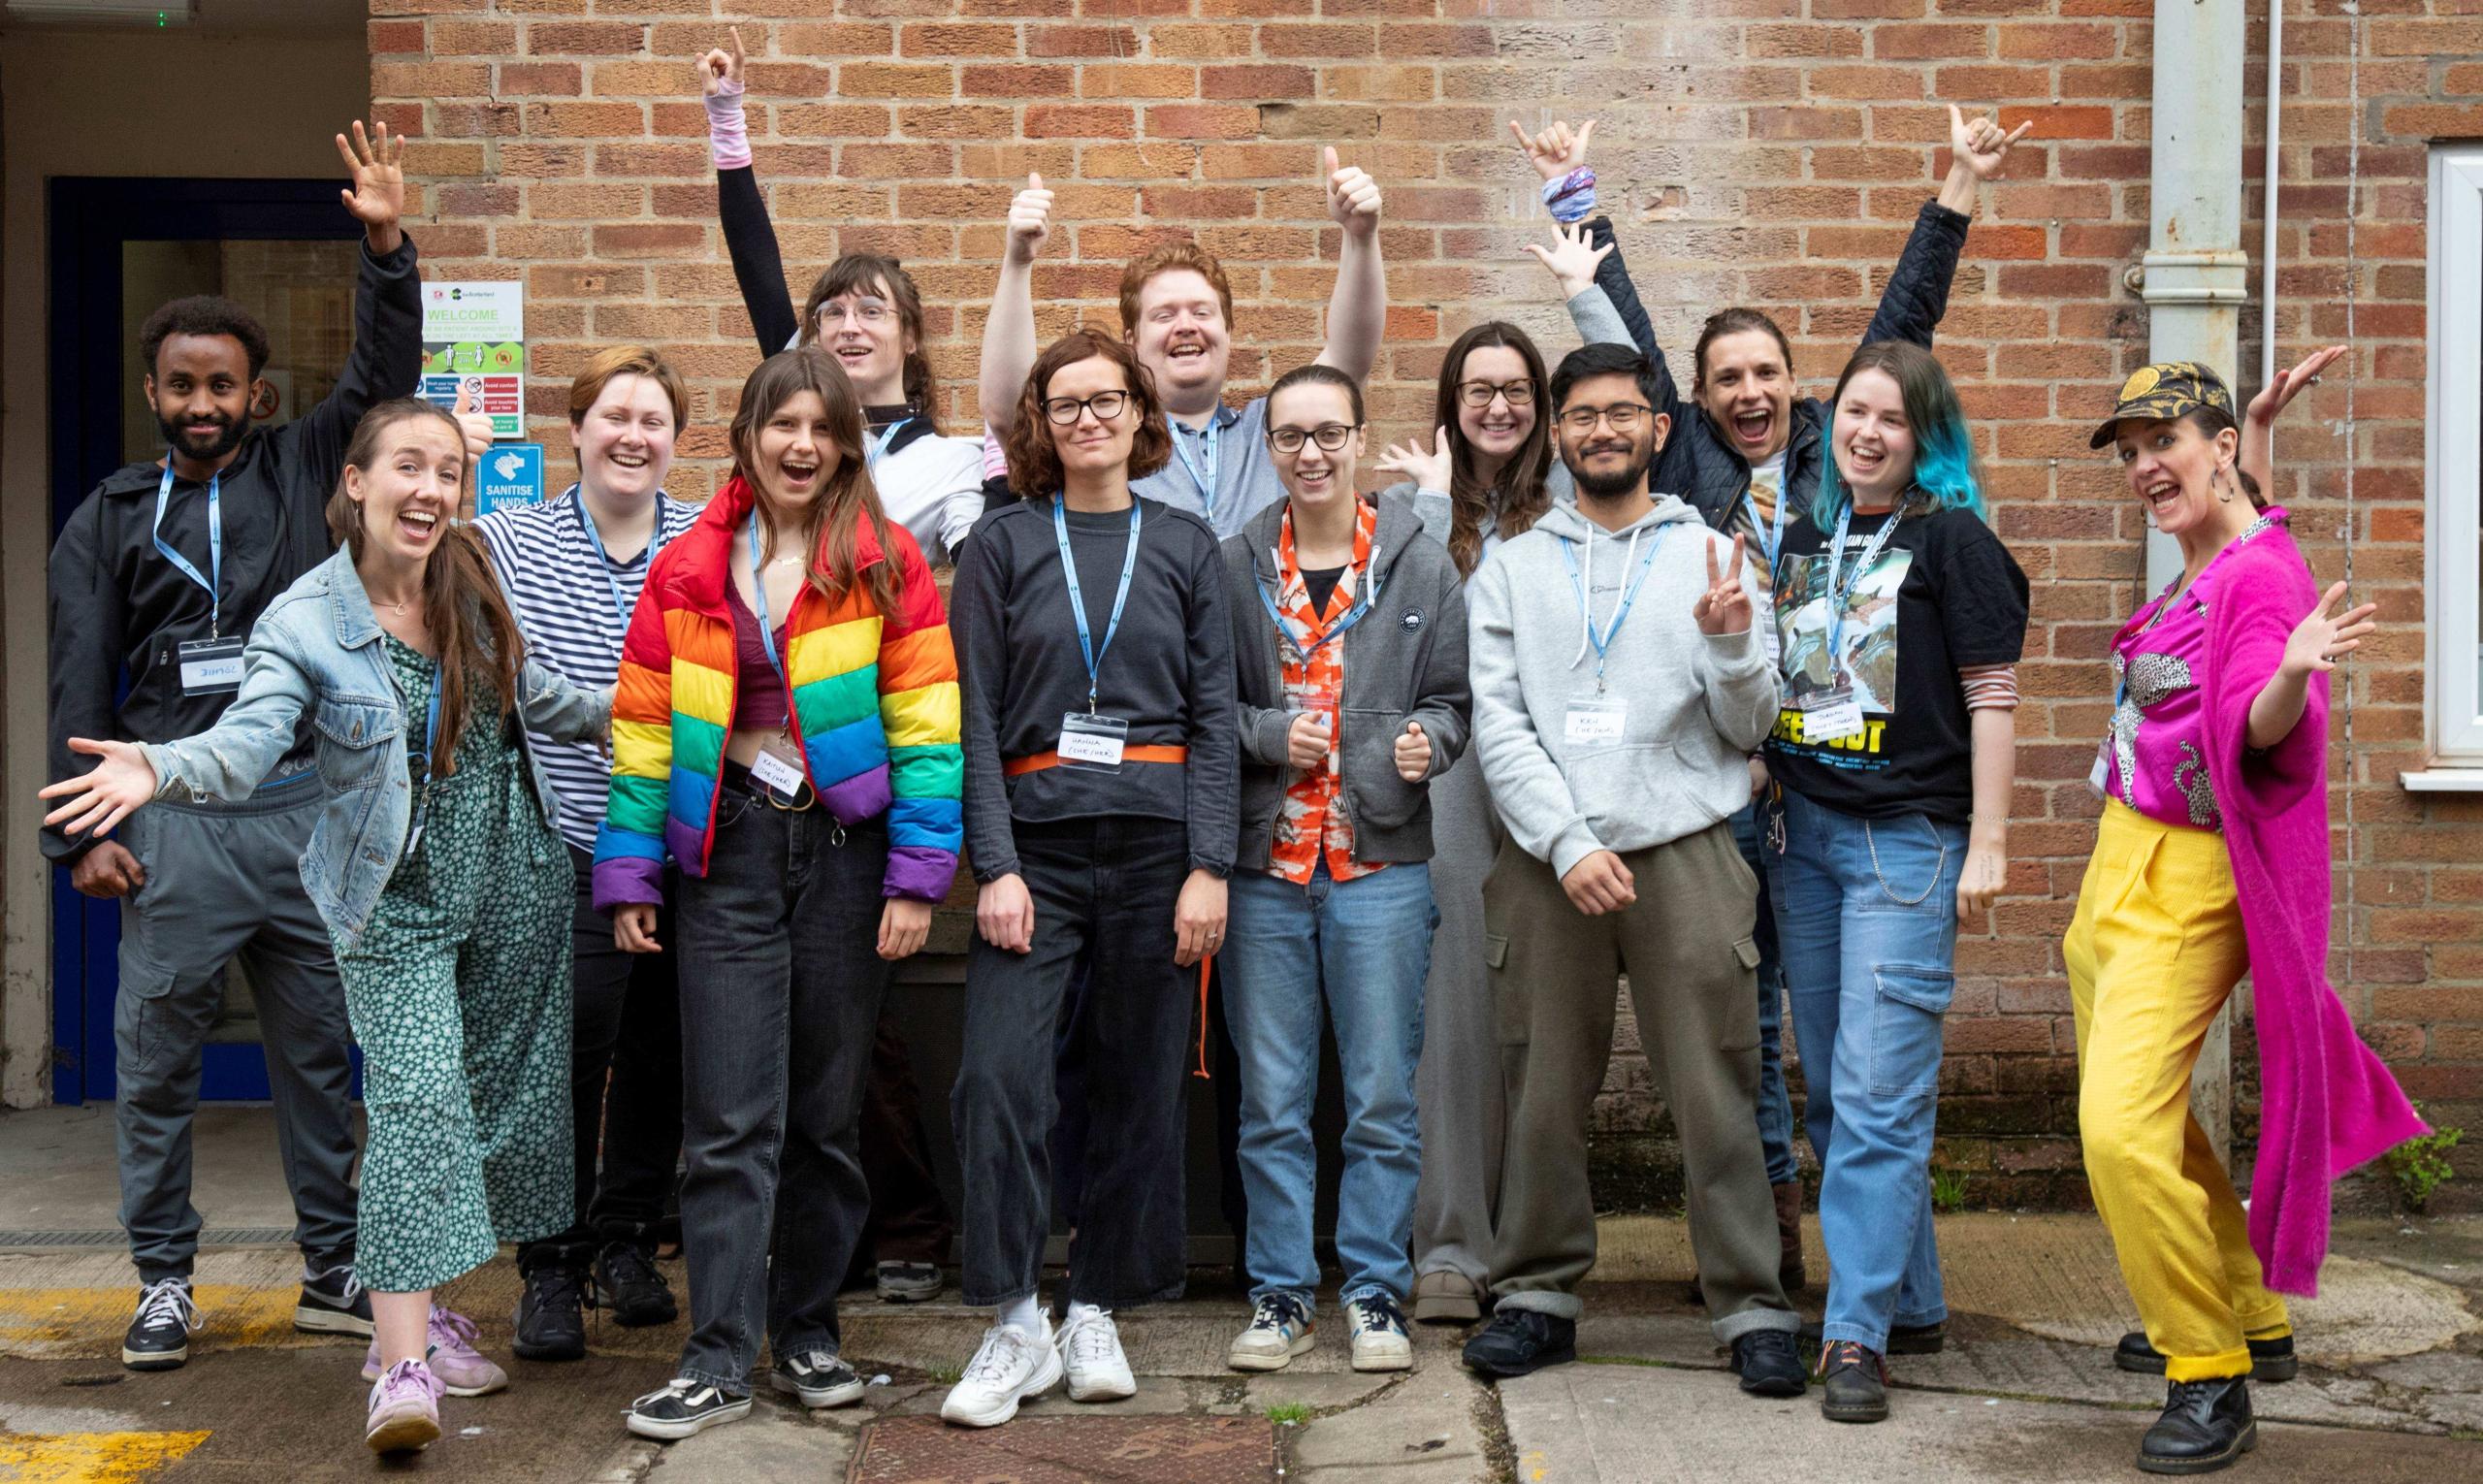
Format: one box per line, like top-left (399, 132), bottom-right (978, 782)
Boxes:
top-left (419, 281), bottom-right (525, 439)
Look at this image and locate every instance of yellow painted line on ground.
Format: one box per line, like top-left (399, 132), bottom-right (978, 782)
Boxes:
top-left (0, 1430), bottom-right (209, 1482)
top-left (0, 1287), bottom-right (303, 1360)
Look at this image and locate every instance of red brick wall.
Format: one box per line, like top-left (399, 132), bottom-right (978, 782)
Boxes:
top-left (371, 0), bottom-right (2483, 1209)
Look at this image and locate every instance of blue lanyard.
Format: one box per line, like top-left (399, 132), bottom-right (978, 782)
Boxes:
top-left (1822, 499), bottom-right (1910, 679)
top-left (1255, 561), bottom-right (1378, 662)
top-left (743, 516), bottom-right (790, 684)
top-left (1170, 415), bottom-right (1221, 519)
top-left (1558, 526), bottom-right (1668, 685)
top-left (153, 463), bottom-right (224, 637)
top-left (865, 416), bottom-right (913, 472)
top-left (571, 487), bottom-right (669, 635)
top-left (401, 661), bottom-right (443, 863)
top-left (1743, 486), bottom-right (1790, 574)
top-left (1051, 496), bottom-right (1143, 713)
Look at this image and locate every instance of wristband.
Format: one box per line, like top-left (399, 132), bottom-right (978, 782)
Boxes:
top-left (704, 79), bottom-right (751, 172)
top-left (1543, 167), bottom-right (1596, 225)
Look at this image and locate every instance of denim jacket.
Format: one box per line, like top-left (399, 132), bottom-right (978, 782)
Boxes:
top-left (139, 545), bottom-right (611, 948)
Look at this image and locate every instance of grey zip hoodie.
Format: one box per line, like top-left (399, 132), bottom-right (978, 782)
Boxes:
top-left (1467, 494), bottom-right (1777, 878)
top-left (1224, 491), bottom-right (1471, 871)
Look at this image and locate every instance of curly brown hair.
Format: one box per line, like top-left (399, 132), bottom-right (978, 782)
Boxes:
top-left (1001, 331), bottom-right (1173, 499)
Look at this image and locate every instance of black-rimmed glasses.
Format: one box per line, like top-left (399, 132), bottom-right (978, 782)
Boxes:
top-left (1043, 391), bottom-right (1132, 425)
top-left (1458, 379), bottom-right (1536, 408)
top-left (1557, 402), bottom-right (1656, 435)
top-left (1267, 423), bottom-right (1358, 454)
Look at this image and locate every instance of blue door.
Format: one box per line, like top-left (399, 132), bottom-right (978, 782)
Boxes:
top-left (48, 176), bottom-right (364, 1105)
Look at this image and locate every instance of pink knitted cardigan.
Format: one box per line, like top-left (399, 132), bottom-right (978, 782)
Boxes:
top-left (2197, 512), bottom-right (2426, 1296)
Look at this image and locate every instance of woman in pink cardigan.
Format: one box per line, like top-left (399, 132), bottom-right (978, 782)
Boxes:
top-left (2071, 354), bottom-right (2426, 1477)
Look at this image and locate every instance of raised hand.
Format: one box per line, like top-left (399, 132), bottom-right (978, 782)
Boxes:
top-left (2249, 344), bottom-right (2348, 430)
top-left (1374, 427), bottom-right (1453, 494)
top-left (2283, 580), bottom-right (2378, 679)
top-left (1006, 171), bottom-right (1053, 266)
top-left (1693, 533), bottom-right (1754, 636)
top-left (40, 737), bottom-right (160, 841)
top-left (1508, 116), bottom-right (1595, 182)
top-left (335, 120), bottom-right (404, 246)
top-left (1949, 104), bottom-right (2033, 181)
top-left (452, 382), bottom-right (494, 468)
top-left (1522, 220), bottom-right (1614, 300)
top-left (1324, 145), bottom-right (1382, 240)
top-left (699, 26), bottom-right (746, 97)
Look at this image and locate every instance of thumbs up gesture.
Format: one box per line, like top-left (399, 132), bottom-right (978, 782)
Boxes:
top-left (1006, 171), bottom-right (1053, 266)
top-left (1323, 145), bottom-right (1382, 240)
top-left (1394, 719), bottom-right (1434, 782)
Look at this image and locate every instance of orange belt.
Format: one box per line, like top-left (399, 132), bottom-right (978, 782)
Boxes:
top-left (1003, 744), bottom-right (1188, 778)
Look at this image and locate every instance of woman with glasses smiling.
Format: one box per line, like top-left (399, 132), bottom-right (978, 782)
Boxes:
top-left (1370, 221), bottom-right (1633, 1327)
top-left (1217, 366), bottom-right (1469, 1374)
top-left (940, 331), bottom-right (1238, 1429)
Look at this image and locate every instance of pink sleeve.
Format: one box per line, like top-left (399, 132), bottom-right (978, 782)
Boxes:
top-left (981, 428), bottom-right (1010, 484)
top-left (705, 78), bottom-right (751, 172)
top-left (2211, 544), bottom-right (2326, 816)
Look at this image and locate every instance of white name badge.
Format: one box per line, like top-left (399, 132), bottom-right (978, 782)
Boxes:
top-left (1058, 712), bottom-right (1130, 771)
top-left (177, 636), bottom-right (245, 695)
top-left (1564, 696), bottom-right (1628, 748)
top-left (748, 743), bottom-right (807, 797)
top-left (1802, 687), bottom-right (1864, 743)
top-left (2087, 749), bottom-right (2110, 801)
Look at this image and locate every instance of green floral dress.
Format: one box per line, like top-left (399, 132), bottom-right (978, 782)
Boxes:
top-left (333, 634), bottom-right (575, 1293)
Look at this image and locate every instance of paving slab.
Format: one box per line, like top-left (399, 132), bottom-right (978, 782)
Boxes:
top-left (1287, 1371), bottom-right (1499, 1483)
top-left (1499, 1361), bottom-right (2483, 1484)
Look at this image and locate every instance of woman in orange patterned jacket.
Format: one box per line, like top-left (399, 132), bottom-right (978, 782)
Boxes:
top-left (597, 347), bottom-right (962, 1442)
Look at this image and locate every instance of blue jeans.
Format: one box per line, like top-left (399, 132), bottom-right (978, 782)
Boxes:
top-left (1730, 800), bottom-right (1797, 1186)
top-left (1767, 789), bottom-right (1961, 1351)
top-left (1223, 859), bottom-right (1435, 1306)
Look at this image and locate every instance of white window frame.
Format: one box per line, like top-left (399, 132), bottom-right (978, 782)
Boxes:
top-left (2413, 145), bottom-right (2483, 788)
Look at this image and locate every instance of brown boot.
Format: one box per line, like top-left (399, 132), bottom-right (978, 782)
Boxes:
top-left (1773, 1180), bottom-right (1807, 1294)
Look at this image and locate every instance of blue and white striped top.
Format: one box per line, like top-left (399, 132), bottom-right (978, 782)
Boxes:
top-left (476, 488), bottom-right (701, 853)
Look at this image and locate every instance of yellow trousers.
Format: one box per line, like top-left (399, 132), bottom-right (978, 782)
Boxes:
top-left (2064, 801), bottom-right (2290, 1382)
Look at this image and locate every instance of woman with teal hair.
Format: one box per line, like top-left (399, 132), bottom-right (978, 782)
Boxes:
top-left (1759, 339), bottom-right (2029, 1425)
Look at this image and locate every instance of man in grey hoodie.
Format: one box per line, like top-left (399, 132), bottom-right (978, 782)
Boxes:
top-left (1461, 342), bottom-right (1805, 1395)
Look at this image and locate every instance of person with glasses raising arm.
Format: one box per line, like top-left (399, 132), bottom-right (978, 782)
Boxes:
top-left (1217, 366), bottom-right (1469, 1375)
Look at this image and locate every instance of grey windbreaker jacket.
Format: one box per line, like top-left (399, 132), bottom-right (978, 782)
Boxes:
top-left (1467, 496), bottom-right (1776, 878)
top-left (1222, 490), bottom-right (1471, 871)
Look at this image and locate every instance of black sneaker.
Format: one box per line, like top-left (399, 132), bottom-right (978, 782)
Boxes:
top-left (876, 1260), bottom-right (943, 1304)
top-left (1460, 1308), bottom-right (1576, 1378)
top-left (625, 1377), bottom-right (752, 1440)
top-left (513, 1258), bottom-right (590, 1362)
top-left (1731, 1328), bottom-right (1806, 1398)
top-left (122, 1276), bottom-right (198, 1371)
top-left (296, 1261), bottom-right (374, 1338)
top-left (2115, 1331), bottom-right (2297, 1383)
top-left (770, 1348), bottom-right (865, 1408)
top-left (2139, 1376), bottom-right (2256, 1475)
top-left (1798, 1318), bottom-right (1945, 1357)
top-left (1818, 1339), bottom-right (1890, 1422)
top-left (596, 1241), bottom-right (678, 1328)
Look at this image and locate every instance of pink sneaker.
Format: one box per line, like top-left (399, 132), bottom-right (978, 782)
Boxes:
top-left (361, 1306), bottom-right (509, 1398)
top-left (364, 1358), bottom-right (443, 1454)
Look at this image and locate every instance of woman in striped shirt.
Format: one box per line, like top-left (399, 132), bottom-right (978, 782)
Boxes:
top-left (474, 345), bottom-right (701, 1364)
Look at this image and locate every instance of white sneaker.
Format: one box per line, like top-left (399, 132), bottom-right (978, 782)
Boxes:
top-left (1228, 1293), bottom-right (1315, 1372)
top-left (1346, 1294), bottom-right (1414, 1372)
top-left (940, 1318), bottom-right (1064, 1429)
top-left (1057, 1305), bottom-right (1137, 1402)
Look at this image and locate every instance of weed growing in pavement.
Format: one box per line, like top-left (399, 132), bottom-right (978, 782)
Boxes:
top-left (1930, 1168), bottom-right (1971, 1213)
top-left (2385, 1105), bottom-right (2463, 1213)
top-left (1264, 1402), bottom-right (1311, 1425)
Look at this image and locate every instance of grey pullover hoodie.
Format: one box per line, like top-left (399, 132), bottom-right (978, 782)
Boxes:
top-left (1467, 494), bottom-right (1777, 879)
top-left (1224, 490), bottom-right (1471, 871)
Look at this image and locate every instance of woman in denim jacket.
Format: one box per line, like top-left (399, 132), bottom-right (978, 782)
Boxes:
top-left (46, 397), bottom-right (610, 1458)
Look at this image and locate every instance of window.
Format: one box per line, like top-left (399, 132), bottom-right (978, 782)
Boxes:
top-left (2419, 145), bottom-right (2483, 780)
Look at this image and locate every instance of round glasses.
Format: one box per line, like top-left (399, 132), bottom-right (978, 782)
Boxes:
top-left (1556, 402), bottom-right (1656, 435)
top-left (1458, 379), bottom-right (1536, 408)
top-left (1267, 424), bottom-right (1357, 454)
top-left (1043, 391), bottom-right (1131, 425)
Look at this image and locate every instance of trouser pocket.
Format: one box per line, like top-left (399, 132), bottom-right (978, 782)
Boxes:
top-left (1868, 964), bottom-right (1953, 1097)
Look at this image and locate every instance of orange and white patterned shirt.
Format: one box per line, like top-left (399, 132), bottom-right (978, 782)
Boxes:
top-left (1266, 500), bottom-right (1388, 886)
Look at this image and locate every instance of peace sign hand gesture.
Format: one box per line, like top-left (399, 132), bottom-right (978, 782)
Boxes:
top-left (1693, 533), bottom-right (1754, 636)
top-left (2283, 580), bottom-right (2378, 680)
top-left (335, 120), bottom-right (404, 250)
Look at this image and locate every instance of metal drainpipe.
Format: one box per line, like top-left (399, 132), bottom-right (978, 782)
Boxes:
top-left (2135, 0), bottom-right (2252, 1166)
top-left (2263, 0), bottom-right (2283, 389)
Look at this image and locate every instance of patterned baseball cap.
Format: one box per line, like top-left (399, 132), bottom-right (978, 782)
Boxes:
top-left (2088, 362), bottom-right (2237, 449)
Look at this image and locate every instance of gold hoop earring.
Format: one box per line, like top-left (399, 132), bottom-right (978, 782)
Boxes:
top-left (2214, 467), bottom-right (2233, 503)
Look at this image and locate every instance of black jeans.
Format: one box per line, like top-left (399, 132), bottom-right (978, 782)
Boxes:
top-left (674, 788), bottom-right (891, 1391)
top-left (518, 845), bottom-right (683, 1273)
top-left (955, 817), bottom-right (1196, 1309)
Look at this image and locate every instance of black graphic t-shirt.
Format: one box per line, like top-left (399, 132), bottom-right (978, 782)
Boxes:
top-left (1765, 503), bottom-right (2028, 823)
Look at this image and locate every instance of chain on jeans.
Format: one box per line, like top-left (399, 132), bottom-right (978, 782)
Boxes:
top-left (1863, 816), bottom-right (1950, 908)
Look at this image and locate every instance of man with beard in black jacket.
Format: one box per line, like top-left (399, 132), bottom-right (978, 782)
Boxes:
top-left (46, 119), bottom-right (422, 1374)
